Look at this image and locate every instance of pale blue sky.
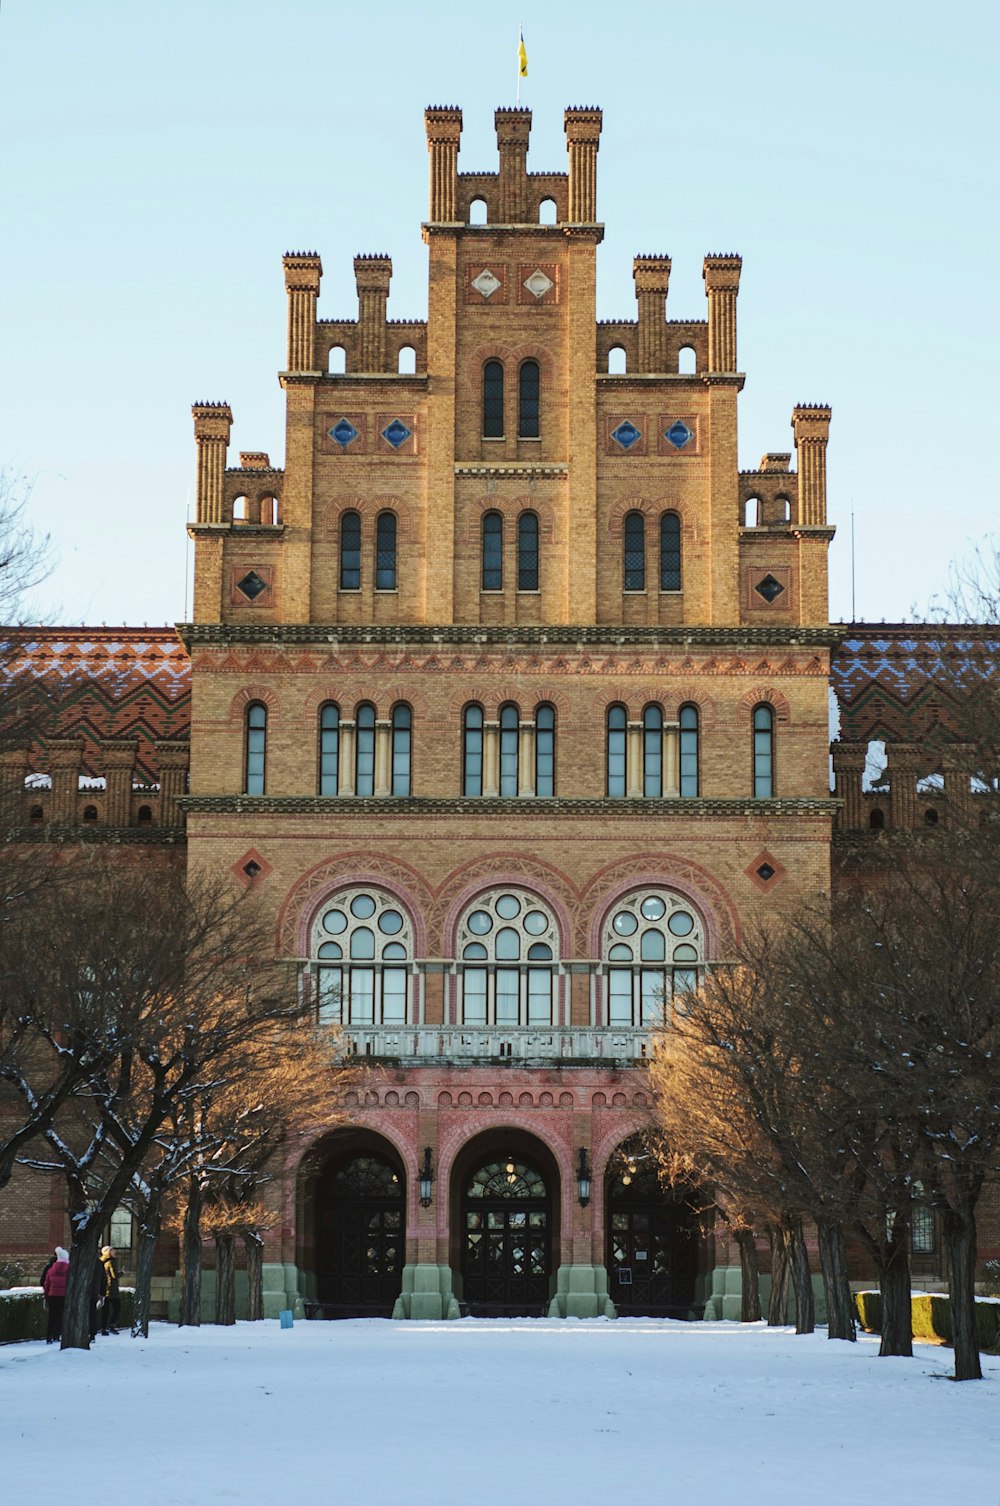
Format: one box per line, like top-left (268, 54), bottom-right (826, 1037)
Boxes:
top-left (1, 0), bottom-right (996, 625)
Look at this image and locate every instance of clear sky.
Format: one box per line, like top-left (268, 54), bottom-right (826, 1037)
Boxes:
top-left (1, 0), bottom-right (996, 627)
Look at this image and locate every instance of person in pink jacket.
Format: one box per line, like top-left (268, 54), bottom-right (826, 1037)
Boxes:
top-left (43, 1247), bottom-right (70, 1344)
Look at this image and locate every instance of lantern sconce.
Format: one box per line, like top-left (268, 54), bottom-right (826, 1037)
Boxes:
top-left (577, 1147), bottom-right (592, 1207)
top-left (419, 1146), bottom-right (435, 1208)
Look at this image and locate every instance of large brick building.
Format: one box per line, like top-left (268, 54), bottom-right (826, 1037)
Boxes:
top-left (4, 104), bottom-right (985, 1318)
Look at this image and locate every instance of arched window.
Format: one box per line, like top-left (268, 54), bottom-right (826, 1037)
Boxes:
top-left (607, 705), bottom-right (627, 798)
top-left (483, 360), bottom-right (504, 438)
top-left (924, 807), bottom-right (939, 826)
top-left (642, 706), bottom-right (663, 797)
top-left (458, 889), bottom-right (559, 1026)
top-left (83, 805), bottom-right (98, 822)
top-left (328, 345), bottom-right (346, 374)
top-left (397, 345), bottom-right (416, 374)
top-left (752, 704), bottom-right (774, 798)
top-left (660, 512), bottom-right (681, 592)
top-left (391, 705), bottom-right (411, 797)
top-left (314, 888), bottom-right (413, 1026)
top-left (470, 197), bottom-right (488, 225)
top-left (319, 703), bottom-right (339, 796)
top-left (603, 889), bottom-right (705, 1027)
top-left (482, 511), bottom-right (503, 591)
top-left (539, 197), bottom-right (557, 225)
top-left (624, 511), bottom-right (645, 592)
top-left (518, 360), bottom-right (540, 438)
top-left (245, 702), bottom-right (267, 795)
top-left (29, 804), bottom-right (43, 823)
top-left (535, 704), bottom-right (555, 797)
top-left (517, 511), bottom-right (539, 591)
top-left (463, 705), bottom-right (484, 797)
top-left (232, 495), bottom-right (249, 523)
top-left (375, 512), bottom-right (397, 591)
top-left (499, 704), bottom-right (519, 797)
top-left (678, 346), bottom-right (696, 374)
top-left (679, 704), bottom-right (699, 798)
top-left (608, 346), bottom-right (627, 375)
top-left (356, 704), bottom-right (376, 797)
top-left (137, 805), bottom-right (152, 824)
top-left (869, 807), bottom-right (886, 831)
top-left (340, 510), bottom-right (361, 591)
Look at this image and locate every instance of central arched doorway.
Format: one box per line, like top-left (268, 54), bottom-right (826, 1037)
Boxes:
top-left (309, 1136), bottom-right (405, 1318)
top-left (606, 1138), bottom-right (703, 1318)
top-left (456, 1138), bottom-right (556, 1317)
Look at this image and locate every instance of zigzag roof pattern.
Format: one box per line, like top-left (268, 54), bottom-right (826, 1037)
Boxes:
top-left (831, 624), bottom-right (998, 743)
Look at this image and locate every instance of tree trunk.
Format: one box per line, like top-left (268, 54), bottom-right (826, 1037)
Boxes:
top-left (767, 1225), bottom-right (790, 1326)
top-left (943, 1202), bottom-right (982, 1381)
top-left (735, 1230), bottom-right (762, 1322)
top-left (244, 1231), bottom-right (264, 1322)
top-left (131, 1202), bottom-right (160, 1339)
top-left (789, 1219), bottom-right (815, 1335)
top-left (877, 1233), bottom-right (913, 1358)
top-left (214, 1232), bottom-right (236, 1326)
top-left (61, 1220), bottom-right (102, 1350)
top-left (179, 1176), bottom-right (203, 1328)
top-left (817, 1218), bottom-right (856, 1341)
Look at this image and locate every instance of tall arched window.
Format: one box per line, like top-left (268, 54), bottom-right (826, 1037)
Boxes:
top-left (391, 704), bottom-right (411, 797)
top-left (624, 511), bottom-right (645, 592)
top-left (340, 510), bottom-right (361, 591)
top-left (660, 512), bottom-right (681, 592)
top-left (500, 704), bottom-right (519, 797)
top-left (753, 704), bottom-right (774, 798)
top-left (245, 702), bottom-right (267, 795)
top-left (517, 511), bottom-right (539, 591)
top-left (535, 704), bottom-right (555, 797)
top-left (679, 704), bottom-right (699, 798)
top-left (463, 705), bottom-right (484, 796)
top-left (319, 703), bottom-right (339, 796)
top-left (315, 888), bottom-right (412, 1026)
top-left (603, 889), bottom-right (705, 1027)
top-left (518, 360), bottom-right (540, 438)
top-left (375, 512), bottom-right (397, 591)
top-left (458, 889), bottom-right (558, 1026)
top-left (356, 704), bottom-right (376, 797)
top-left (607, 705), bottom-right (627, 798)
top-left (482, 511), bottom-right (503, 591)
top-left (643, 705), bottom-right (663, 797)
top-left (483, 360), bottom-right (504, 438)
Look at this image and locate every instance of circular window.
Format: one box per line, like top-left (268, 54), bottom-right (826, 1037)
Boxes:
top-left (668, 911), bottom-right (694, 937)
top-left (378, 909), bottom-right (403, 935)
top-left (640, 895), bottom-right (666, 920)
top-left (496, 894), bottom-right (521, 920)
top-left (323, 909), bottom-right (348, 935)
top-left (613, 911), bottom-right (638, 936)
top-left (524, 910), bottom-right (548, 935)
top-left (468, 910), bottom-right (493, 935)
top-left (350, 894), bottom-right (377, 919)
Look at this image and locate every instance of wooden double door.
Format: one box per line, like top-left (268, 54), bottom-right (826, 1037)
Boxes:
top-left (461, 1156), bottom-right (551, 1316)
top-left (316, 1153), bottom-right (404, 1318)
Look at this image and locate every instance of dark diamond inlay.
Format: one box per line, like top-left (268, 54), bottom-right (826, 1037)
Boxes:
top-left (611, 420), bottom-right (642, 450)
top-left (242, 860), bottom-right (262, 879)
top-left (664, 420), bottom-right (693, 449)
top-left (236, 571), bottom-right (268, 601)
top-left (755, 574), bottom-right (785, 603)
top-left (756, 863), bottom-right (776, 881)
top-left (330, 418), bottom-right (359, 447)
top-left (381, 419), bottom-right (412, 449)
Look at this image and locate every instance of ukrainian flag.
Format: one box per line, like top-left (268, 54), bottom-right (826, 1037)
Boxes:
top-left (518, 31), bottom-right (528, 78)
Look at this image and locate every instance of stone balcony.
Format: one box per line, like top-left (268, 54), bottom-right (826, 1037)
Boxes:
top-left (342, 1025), bottom-right (650, 1065)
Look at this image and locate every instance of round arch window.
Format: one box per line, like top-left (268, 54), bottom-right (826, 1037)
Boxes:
top-left (456, 889), bottom-right (560, 1028)
top-left (313, 888), bottom-right (413, 1026)
top-left (602, 889), bottom-right (705, 1027)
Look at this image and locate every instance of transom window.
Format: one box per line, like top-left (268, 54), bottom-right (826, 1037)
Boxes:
top-left (457, 889), bottom-right (559, 1027)
top-left (315, 889), bottom-right (413, 1026)
top-left (603, 889), bottom-right (704, 1027)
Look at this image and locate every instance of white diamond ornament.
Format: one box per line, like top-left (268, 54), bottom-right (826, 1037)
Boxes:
top-left (524, 269), bottom-right (554, 299)
top-left (472, 269), bottom-right (501, 298)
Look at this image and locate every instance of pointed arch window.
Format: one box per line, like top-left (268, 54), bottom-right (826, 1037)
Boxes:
top-left (483, 360), bottom-right (504, 438)
top-left (535, 704), bottom-right (555, 797)
top-left (518, 360), bottom-right (540, 438)
top-left (340, 510), bottom-right (361, 591)
top-left (356, 704), bottom-right (376, 797)
top-left (643, 706), bottom-right (663, 797)
top-left (624, 511), bottom-right (645, 591)
top-left (482, 511), bottom-right (503, 592)
top-left (660, 511), bottom-right (682, 592)
top-left (319, 703), bottom-right (339, 796)
top-left (463, 705), bottom-right (484, 796)
top-left (679, 704), bottom-right (699, 798)
top-left (517, 511), bottom-right (539, 591)
top-left (753, 704), bottom-right (774, 798)
top-left (500, 704), bottom-right (519, 797)
top-left (375, 512), bottom-right (397, 591)
top-left (607, 705), bottom-right (627, 798)
top-left (391, 704), bottom-right (411, 797)
top-left (245, 702), bottom-right (267, 795)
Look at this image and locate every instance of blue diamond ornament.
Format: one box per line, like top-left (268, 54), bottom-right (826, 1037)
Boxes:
top-left (330, 419), bottom-right (358, 448)
top-left (611, 420), bottom-right (642, 451)
top-left (381, 419), bottom-right (412, 449)
top-left (664, 420), bottom-right (693, 449)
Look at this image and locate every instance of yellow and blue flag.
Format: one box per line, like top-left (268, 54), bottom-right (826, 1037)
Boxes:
top-left (518, 31), bottom-right (528, 78)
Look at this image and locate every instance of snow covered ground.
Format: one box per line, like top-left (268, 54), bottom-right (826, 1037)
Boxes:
top-left (3, 1318), bottom-right (998, 1505)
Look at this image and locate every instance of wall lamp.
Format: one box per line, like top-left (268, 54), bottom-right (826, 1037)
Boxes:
top-left (577, 1148), bottom-right (592, 1207)
top-left (419, 1146), bottom-right (435, 1208)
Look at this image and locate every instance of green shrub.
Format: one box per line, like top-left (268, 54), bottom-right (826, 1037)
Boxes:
top-left (980, 1259), bottom-right (1000, 1298)
top-left (854, 1289), bottom-right (1000, 1352)
top-left (853, 1290), bottom-right (882, 1332)
top-left (0, 1260), bottom-right (28, 1292)
top-left (0, 1291), bottom-right (45, 1343)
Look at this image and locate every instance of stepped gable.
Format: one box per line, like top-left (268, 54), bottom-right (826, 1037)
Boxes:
top-left (0, 627), bottom-right (190, 782)
top-left (831, 624), bottom-right (999, 743)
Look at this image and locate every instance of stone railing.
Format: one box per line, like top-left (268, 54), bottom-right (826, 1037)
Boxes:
top-left (341, 1025), bottom-right (650, 1064)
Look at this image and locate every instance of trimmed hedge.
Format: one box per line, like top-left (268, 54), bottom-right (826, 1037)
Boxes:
top-left (854, 1290), bottom-right (1000, 1352)
top-left (1, 1288), bottom-right (135, 1344)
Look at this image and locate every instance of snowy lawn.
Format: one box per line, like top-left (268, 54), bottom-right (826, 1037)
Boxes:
top-left (3, 1319), bottom-right (998, 1505)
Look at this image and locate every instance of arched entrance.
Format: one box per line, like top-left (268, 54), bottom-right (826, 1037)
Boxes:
top-left (606, 1138), bottom-right (702, 1318)
top-left (452, 1133), bottom-right (559, 1317)
top-left (306, 1133), bottom-right (406, 1318)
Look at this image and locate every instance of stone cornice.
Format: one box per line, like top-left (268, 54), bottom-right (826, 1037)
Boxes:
top-left (2, 825), bottom-right (186, 846)
top-left (178, 622), bottom-right (841, 650)
top-left (181, 794), bottom-right (839, 818)
top-left (454, 463), bottom-right (568, 478)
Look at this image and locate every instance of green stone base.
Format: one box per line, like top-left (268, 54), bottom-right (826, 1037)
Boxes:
top-left (392, 1263), bottom-right (461, 1320)
top-left (702, 1265), bottom-right (828, 1322)
top-left (547, 1264), bottom-right (616, 1319)
top-left (166, 1261), bottom-right (303, 1323)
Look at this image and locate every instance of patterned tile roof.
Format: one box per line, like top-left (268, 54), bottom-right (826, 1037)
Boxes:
top-left (831, 624), bottom-right (999, 743)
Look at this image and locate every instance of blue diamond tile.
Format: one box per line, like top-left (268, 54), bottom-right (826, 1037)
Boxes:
top-left (381, 419), bottom-right (412, 450)
top-left (611, 420), bottom-right (642, 451)
top-left (329, 418), bottom-right (358, 448)
top-left (664, 420), bottom-right (694, 449)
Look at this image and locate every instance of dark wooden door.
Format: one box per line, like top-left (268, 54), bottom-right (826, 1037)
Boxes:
top-left (607, 1149), bottom-right (699, 1318)
top-left (462, 1158), bottom-right (550, 1316)
top-left (316, 1154), bottom-right (404, 1317)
